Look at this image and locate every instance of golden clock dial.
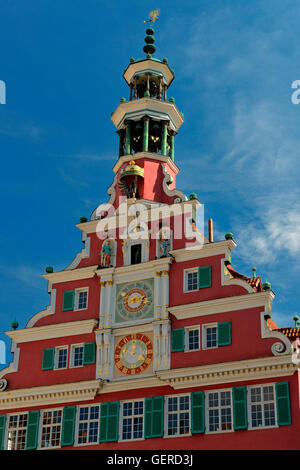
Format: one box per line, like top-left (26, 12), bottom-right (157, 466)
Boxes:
top-left (114, 333), bottom-right (153, 376)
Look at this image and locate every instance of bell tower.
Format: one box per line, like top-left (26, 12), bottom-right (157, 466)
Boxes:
top-left (111, 19), bottom-right (184, 163)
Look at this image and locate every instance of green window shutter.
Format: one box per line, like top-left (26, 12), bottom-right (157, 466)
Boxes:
top-left (144, 396), bottom-right (164, 438)
top-left (171, 329), bottom-right (185, 352)
top-left (233, 387), bottom-right (247, 430)
top-left (99, 402), bottom-right (119, 442)
top-left (42, 348), bottom-right (55, 370)
top-left (61, 406), bottom-right (77, 446)
top-left (62, 290), bottom-right (75, 311)
top-left (191, 391), bottom-right (205, 434)
top-left (0, 415), bottom-right (7, 450)
top-left (25, 410), bottom-right (40, 450)
top-left (83, 342), bottom-right (96, 365)
top-left (218, 322), bottom-right (231, 346)
top-left (276, 382), bottom-right (291, 426)
top-left (198, 266), bottom-right (212, 288)
top-left (144, 398), bottom-right (152, 439)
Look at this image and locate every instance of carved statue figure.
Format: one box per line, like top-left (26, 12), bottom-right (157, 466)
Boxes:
top-left (101, 240), bottom-right (112, 267)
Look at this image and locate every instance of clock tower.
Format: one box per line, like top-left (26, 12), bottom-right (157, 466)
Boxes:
top-left (0, 12), bottom-right (298, 452)
top-left (94, 20), bottom-right (190, 382)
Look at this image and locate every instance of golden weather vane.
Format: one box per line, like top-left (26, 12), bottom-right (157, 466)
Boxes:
top-left (144, 9), bottom-right (160, 25)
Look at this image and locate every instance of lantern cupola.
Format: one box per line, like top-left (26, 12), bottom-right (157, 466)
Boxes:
top-left (111, 17), bottom-right (183, 162)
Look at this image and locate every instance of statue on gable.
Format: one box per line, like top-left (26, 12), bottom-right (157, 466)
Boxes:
top-left (158, 227), bottom-right (171, 258)
top-left (101, 239), bottom-right (112, 267)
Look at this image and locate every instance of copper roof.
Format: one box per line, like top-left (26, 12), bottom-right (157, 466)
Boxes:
top-left (226, 264), bottom-right (263, 292)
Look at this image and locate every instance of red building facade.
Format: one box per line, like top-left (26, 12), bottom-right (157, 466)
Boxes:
top-left (0, 26), bottom-right (299, 451)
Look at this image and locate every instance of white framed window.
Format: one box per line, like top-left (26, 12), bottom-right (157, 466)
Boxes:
top-left (206, 389), bottom-right (233, 433)
top-left (54, 346), bottom-right (68, 370)
top-left (74, 288), bottom-right (88, 310)
top-left (165, 394), bottom-right (190, 437)
top-left (184, 269), bottom-right (198, 292)
top-left (70, 344), bottom-right (84, 368)
top-left (6, 413), bottom-right (28, 450)
top-left (185, 326), bottom-right (200, 351)
top-left (248, 385), bottom-right (277, 429)
top-left (202, 323), bottom-right (218, 349)
top-left (39, 409), bottom-right (63, 449)
top-left (76, 405), bottom-right (100, 446)
top-left (119, 400), bottom-right (144, 441)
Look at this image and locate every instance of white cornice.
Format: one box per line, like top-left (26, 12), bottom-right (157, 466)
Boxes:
top-left (156, 355), bottom-right (297, 389)
top-left (169, 240), bottom-right (236, 262)
top-left (111, 99), bottom-right (184, 131)
top-left (112, 152), bottom-right (180, 175)
top-left (96, 257), bottom-right (172, 283)
top-left (123, 60), bottom-right (174, 86)
top-left (42, 265), bottom-right (98, 283)
top-left (5, 319), bottom-right (98, 343)
top-left (1, 356), bottom-right (296, 407)
top-left (0, 380), bottom-right (101, 410)
top-left (169, 291), bottom-right (275, 320)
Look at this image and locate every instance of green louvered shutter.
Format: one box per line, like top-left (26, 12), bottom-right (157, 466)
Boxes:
top-left (25, 410), bottom-right (40, 450)
top-left (83, 342), bottom-right (96, 365)
top-left (99, 402), bottom-right (119, 442)
top-left (61, 406), bottom-right (77, 446)
top-left (144, 396), bottom-right (164, 438)
top-left (198, 266), bottom-right (211, 288)
top-left (218, 322), bottom-right (231, 346)
top-left (233, 387), bottom-right (247, 430)
top-left (171, 329), bottom-right (185, 352)
top-left (191, 391), bottom-right (205, 434)
top-left (62, 290), bottom-right (75, 311)
top-left (42, 348), bottom-right (55, 370)
top-left (276, 382), bottom-right (291, 426)
top-left (0, 415), bottom-right (7, 450)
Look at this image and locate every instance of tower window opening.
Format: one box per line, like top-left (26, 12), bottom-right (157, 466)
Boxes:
top-left (131, 244), bottom-right (142, 264)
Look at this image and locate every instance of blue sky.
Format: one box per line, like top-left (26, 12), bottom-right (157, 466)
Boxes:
top-left (1, 0), bottom-right (300, 366)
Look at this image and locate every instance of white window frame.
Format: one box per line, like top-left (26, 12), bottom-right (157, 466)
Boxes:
top-left (75, 404), bottom-right (100, 446)
top-left (164, 393), bottom-right (191, 438)
top-left (247, 384), bottom-right (278, 430)
top-left (202, 323), bottom-right (218, 350)
top-left (38, 408), bottom-right (63, 449)
top-left (5, 412), bottom-right (28, 450)
top-left (184, 325), bottom-right (200, 352)
top-left (54, 346), bottom-right (68, 370)
top-left (183, 268), bottom-right (198, 293)
top-left (74, 287), bottom-right (89, 311)
top-left (205, 388), bottom-right (234, 434)
top-left (70, 343), bottom-right (84, 368)
top-left (119, 399), bottom-right (145, 442)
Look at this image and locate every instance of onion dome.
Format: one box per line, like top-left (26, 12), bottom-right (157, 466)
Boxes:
top-left (120, 160), bottom-right (144, 180)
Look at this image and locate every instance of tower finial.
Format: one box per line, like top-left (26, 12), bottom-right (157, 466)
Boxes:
top-left (143, 10), bottom-right (160, 56)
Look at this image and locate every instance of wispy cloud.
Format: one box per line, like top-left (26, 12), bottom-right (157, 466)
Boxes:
top-left (0, 265), bottom-right (44, 290)
top-left (0, 120), bottom-right (42, 139)
top-left (57, 167), bottom-right (89, 187)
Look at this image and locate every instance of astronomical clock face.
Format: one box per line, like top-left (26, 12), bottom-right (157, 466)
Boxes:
top-left (115, 279), bottom-right (154, 324)
top-left (114, 333), bottom-right (153, 376)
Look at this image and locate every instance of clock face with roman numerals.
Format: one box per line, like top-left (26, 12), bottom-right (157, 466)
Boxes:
top-left (115, 279), bottom-right (154, 323)
top-left (114, 333), bottom-right (153, 376)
